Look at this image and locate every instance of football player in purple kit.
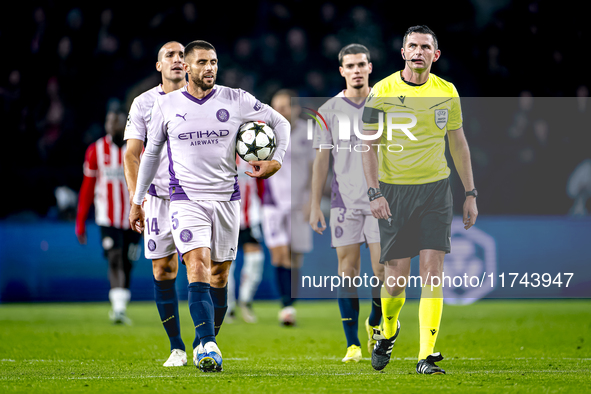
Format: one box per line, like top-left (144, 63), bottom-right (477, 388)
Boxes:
top-left (310, 44), bottom-right (384, 363)
top-left (124, 41), bottom-right (188, 368)
top-left (129, 40), bottom-right (290, 373)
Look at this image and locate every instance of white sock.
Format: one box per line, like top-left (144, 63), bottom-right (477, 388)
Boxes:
top-left (238, 250), bottom-right (264, 304)
top-left (109, 287), bottom-right (130, 314)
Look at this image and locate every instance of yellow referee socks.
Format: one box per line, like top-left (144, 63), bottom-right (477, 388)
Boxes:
top-left (381, 286), bottom-right (405, 339)
top-left (418, 284), bottom-right (443, 361)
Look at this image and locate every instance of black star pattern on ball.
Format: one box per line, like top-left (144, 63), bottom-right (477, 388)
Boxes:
top-left (246, 123), bottom-right (269, 159)
top-left (244, 140), bottom-right (260, 157)
top-left (251, 123), bottom-right (266, 134)
top-left (237, 122), bottom-right (275, 161)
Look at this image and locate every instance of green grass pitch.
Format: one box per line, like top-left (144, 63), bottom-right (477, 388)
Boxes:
top-left (1, 299), bottom-right (589, 393)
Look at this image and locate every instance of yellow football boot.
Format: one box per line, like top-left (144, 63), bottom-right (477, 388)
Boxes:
top-left (342, 344), bottom-right (362, 363)
top-left (365, 318), bottom-right (382, 355)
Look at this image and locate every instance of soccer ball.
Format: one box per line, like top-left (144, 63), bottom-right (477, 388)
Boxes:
top-left (236, 121), bottom-right (276, 162)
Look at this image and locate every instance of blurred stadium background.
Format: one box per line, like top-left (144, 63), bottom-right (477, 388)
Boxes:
top-left (1, 2), bottom-right (590, 300)
top-left (1, 2), bottom-right (590, 392)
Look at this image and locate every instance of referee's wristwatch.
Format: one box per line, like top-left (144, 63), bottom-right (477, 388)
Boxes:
top-left (367, 187), bottom-right (383, 202)
top-left (465, 188), bottom-right (478, 198)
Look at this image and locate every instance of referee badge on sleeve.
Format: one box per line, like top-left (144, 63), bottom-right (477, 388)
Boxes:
top-left (434, 109), bottom-right (448, 130)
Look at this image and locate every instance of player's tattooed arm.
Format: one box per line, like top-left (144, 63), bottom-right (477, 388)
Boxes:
top-left (124, 139), bottom-right (144, 203)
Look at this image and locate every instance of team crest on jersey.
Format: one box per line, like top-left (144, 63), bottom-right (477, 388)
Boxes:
top-left (148, 239), bottom-right (156, 252)
top-left (216, 109), bottom-right (230, 122)
top-left (253, 100), bottom-right (262, 111)
top-left (434, 109), bottom-right (448, 129)
top-left (180, 229), bottom-right (193, 243)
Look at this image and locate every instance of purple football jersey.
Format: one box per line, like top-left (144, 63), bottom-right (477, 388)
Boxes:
top-left (133, 85), bottom-right (290, 205)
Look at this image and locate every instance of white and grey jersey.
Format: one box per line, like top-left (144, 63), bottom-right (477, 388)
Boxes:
top-left (312, 90), bottom-right (372, 210)
top-left (133, 85), bottom-right (290, 205)
top-left (124, 85), bottom-right (170, 198)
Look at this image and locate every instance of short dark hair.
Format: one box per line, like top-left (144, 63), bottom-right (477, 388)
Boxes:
top-left (157, 41), bottom-right (184, 61)
top-left (403, 25), bottom-right (438, 50)
top-left (338, 43), bottom-right (371, 66)
top-left (184, 40), bottom-right (216, 59)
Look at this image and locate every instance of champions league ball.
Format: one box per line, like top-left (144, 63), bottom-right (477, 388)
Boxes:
top-left (236, 121), bottom-right (276, 162)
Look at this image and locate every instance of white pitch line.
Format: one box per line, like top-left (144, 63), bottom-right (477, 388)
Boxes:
top-left (1, 370), bottom-right (590, 382)
top-left (2, 357), bottom-right (591, 363)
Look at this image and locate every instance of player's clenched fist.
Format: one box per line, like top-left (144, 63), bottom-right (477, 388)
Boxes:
top-left (129, 203), bottom-right (145, 234)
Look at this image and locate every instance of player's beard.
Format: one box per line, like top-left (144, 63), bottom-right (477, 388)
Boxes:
top-left (349, 77), bottom-right (365, 90)
top-left (193, 74), bottom-right (216, 91)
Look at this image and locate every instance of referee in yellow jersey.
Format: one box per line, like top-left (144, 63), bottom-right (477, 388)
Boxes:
top-left (361, 25), bottom-right (478, 374)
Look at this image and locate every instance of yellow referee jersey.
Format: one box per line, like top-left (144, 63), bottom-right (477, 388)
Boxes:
top-left (363, 71), bottom-right (462, 185)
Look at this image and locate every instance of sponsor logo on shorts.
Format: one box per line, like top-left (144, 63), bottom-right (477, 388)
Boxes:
top-left (335, 226), bottom-right (343, 238)
top-left (180, 229), bottom-right (193, 243)
top-left (148, 239), bottom-right (157, 252)
top-left (216, 108), bottom-right (230, 122)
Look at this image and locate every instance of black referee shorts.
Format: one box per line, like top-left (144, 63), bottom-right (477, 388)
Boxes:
top-left (379, 177), bottom-right (453, 262)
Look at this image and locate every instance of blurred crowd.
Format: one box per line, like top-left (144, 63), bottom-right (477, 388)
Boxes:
top-left (1, 1), bottom-right (589, 218)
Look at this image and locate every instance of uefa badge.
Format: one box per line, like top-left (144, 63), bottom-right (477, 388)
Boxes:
top-left (434, 109), bottom-right (448, 130)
